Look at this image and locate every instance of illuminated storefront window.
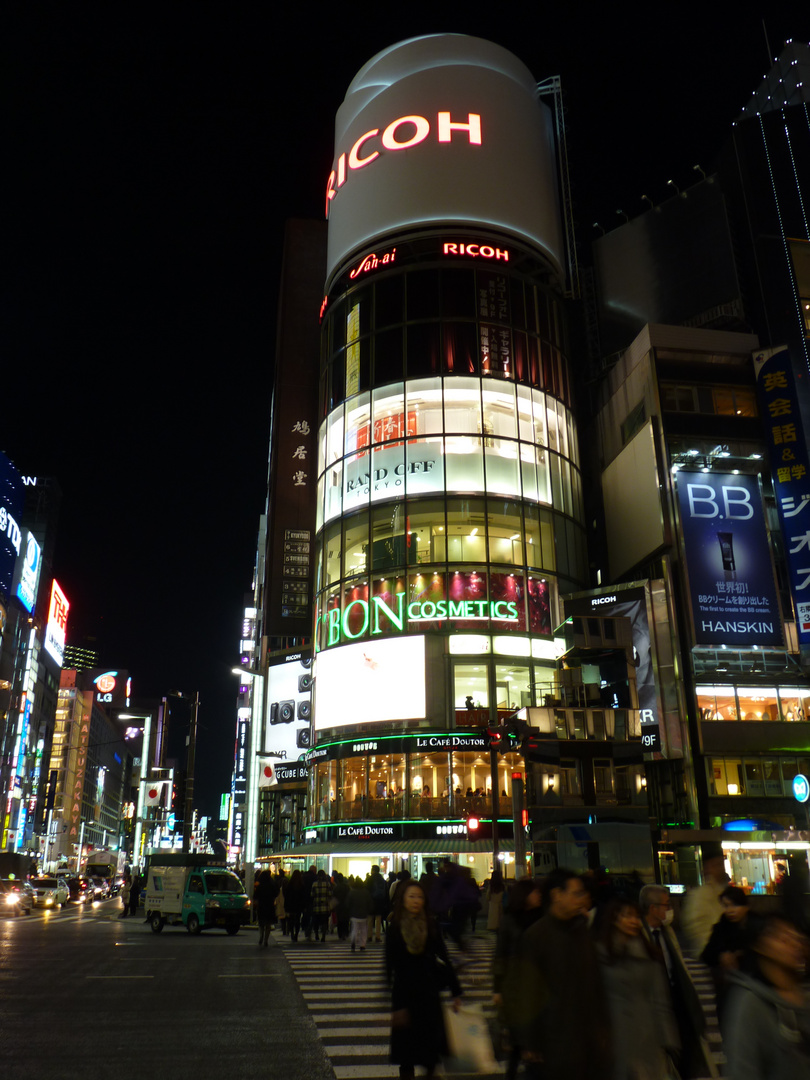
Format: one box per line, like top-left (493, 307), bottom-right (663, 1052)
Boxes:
top-left (310, 746), bottom-right (523, 823)
top-left (709, 756), bottom-right (810, 796)
top-left (697, 685), bottom-right (809, 722)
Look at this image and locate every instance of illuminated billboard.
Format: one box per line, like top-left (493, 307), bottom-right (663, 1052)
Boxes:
top-left (314, 636), bottom-right (426, 730)
top-left (79, 669), bottom-right (131, 709)
top-left (0, 452), bottom-right (23, 601)
top-left (43, 580), bottom-right (69, 667)
top-left (676, 472), bottom-right (782, 647)
top-left (753, 347), bottom-right (810, 646)
top-left (13, 531), bottom-right (42, 614)
top-left (325, 35), bottom-right (563, 283)
top-left (263, 651), bottom-right (314, 763)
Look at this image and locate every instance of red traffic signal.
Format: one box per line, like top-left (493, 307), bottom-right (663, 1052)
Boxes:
top-left (487, 726), bottom-right (502, 749)
top-left (467, 817), bottom-right (480, 832)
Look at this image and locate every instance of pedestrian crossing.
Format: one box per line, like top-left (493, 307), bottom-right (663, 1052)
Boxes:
top-left (273, 928), bottom-right (725, 1079)
top-left (684, 955), bottom-right (726, 1077)
top-left (273, 928), bottom-right (497, 1079)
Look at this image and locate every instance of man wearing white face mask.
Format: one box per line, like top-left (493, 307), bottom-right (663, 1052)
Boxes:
top-left (640, 885), bottom-right (719, 1078)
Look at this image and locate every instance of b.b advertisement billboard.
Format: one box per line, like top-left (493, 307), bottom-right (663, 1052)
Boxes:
top-left (676, 472), bottom-right (782, 647)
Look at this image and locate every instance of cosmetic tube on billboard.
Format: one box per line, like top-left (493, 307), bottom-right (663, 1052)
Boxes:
top-left (717, 532), bottom-right (736, 572)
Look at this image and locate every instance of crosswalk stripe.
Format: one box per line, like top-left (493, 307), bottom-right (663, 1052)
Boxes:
top-left (273, 926), bottom-right (494, 1078)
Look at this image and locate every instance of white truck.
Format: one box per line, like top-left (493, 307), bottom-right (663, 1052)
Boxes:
top-left (145, 858), bottom-right (250, 935)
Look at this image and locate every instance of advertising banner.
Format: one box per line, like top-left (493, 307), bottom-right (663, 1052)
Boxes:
top-left (563, 585), bottom-right (661, 753)
top-left (79, 668), bottom-right (131, 709)
top-left (754, 347), bottom-right (810, 646)
top-left (0, 452), bottom-right (23, 601)
top-left (676, 472), bottom-right (782, 647)
top-left (263, 651), bottom-right (313, 764)
top-left (12, 531), bottom-right (42, 614)
top-left (314, 636), bottom-right (426, 730)
top-left (43, 579), bottom-right (70, 667)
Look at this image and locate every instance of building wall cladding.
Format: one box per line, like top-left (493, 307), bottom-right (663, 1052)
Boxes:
top-left (304, 36), bottom-right (596, 846)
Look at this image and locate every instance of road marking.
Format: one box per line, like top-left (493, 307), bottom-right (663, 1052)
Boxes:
top-left (217, 973), bottom-right (284, 978)
top-left (86, 975), bottom-right (154, 980)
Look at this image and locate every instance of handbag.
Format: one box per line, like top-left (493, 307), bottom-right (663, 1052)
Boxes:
top-left (442, 1001), bottom-right (500, 1074)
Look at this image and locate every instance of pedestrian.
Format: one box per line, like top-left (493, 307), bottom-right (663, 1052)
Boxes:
top-left (701, 884), bottom-right (763, 1027)
top-left (681, 846), bottom-right (727, 957)
top-left (332, 871), bottom-right (350, 940)
top-left (301, 864), bottom-right (317, 941)
top-left (639, 883), bottom-right (717, 1078)
top-left (485, 867), bottom-right (505, 933)
top-left (491, 877), bottom-right (543, 1080)
top-left (129, 871), bottom-right (141, 917)
top-left (386, 881), bottom-right (462, 1080)
top-left (518, 868), bottom-right (612, 1080)
top-left (390, 869), bottom-right (411, 908)
top-left (367, 864), bottom-right (387, 942)
top-left (418, 860), bottom-right (438, 906)
top-left (255, 869), bottom-right (275, 947)
top-left (596, 898), bottom-right (679, 1080)
top-left (118, 877), bottom-right (131, 919)
top-left (724, 916), bottom-right (810, 1079)
top-left (311, 868), bottom-right (332, 942)
top-left (274, 874), bottom-right (287, 935)
top-left (284, 869), bottom-right (305, 942)
top-left (348, 875), bottom-right (373, 951)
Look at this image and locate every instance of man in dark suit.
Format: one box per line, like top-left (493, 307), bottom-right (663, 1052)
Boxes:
top-left (639, 884), bottom-right (718, 1078)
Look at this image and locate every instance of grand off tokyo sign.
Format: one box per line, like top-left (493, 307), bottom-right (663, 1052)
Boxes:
top-left (316, 594), bottom-right (518, 650)
top-left (325, 111), bottom-right (482, 217)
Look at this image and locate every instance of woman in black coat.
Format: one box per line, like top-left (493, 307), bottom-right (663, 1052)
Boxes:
top-left (385, 881), bottom-right (462, 1079)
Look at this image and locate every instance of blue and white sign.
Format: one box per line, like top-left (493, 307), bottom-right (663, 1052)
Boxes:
top-left (793, 773), bottom-right (809, 804)
top-left (754, 348), bottom-right (810, 647)
top-left (677, 472), bottom-right (783, 647)
top-left (0, 452), bottom-right (24, 601)
top-left (14, 532), bottom-right (41, 614)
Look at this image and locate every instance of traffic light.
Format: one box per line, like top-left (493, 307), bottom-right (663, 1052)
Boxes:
top-left (466, 816), bottom-right (480, 834)
top-left (487, 726), bottom-right (502, 750)
top-left (521, 732), bottom-right (542, 760)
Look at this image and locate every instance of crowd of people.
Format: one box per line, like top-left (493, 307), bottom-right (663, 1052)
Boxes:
top-left (252, 857), bottom-right (810, 1079)
top-left (251, 859), bottom-right (482, 952)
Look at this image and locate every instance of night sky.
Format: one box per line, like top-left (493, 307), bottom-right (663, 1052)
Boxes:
top-left (3, 5), bottom-right (804, 819)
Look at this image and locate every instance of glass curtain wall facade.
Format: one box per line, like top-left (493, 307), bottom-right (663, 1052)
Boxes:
top-left (311, 232), bottom-right (587, 842)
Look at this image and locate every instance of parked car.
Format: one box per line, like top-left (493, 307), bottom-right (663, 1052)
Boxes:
top-left (1, 878), bottom-right (32, 916)
top-left (31, 876), bottom-right (69, 909)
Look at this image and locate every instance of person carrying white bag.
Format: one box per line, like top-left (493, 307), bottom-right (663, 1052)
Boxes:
top-left (386, 881), bottom-right (462, 1079)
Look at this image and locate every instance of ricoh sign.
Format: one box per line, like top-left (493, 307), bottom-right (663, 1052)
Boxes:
top-left (325, 35), bottom-right (564, 284)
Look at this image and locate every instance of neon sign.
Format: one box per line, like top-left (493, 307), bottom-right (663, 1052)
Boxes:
top-left (349, 247), bottom-right (397, 278)
top-left (326, 111), bottom-right (482, 216)
top-left (443, 242), bottom-right (509, 261)
top-left (315, 595), bottom-right (518, 650)
top-left (43, 580), bottom-right (69, 667)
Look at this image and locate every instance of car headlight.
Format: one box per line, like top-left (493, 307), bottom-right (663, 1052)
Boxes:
top-left (5, 893), bottom-right (19, 905)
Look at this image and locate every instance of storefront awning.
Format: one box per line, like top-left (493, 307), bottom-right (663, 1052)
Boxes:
top-left (258, 838), bottom-right (516, 860)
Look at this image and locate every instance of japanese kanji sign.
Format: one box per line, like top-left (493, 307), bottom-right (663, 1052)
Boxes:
top-left (754, 347), bottom-right (810, 645)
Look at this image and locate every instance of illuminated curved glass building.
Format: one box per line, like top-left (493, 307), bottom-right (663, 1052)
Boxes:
top-left (309, 35), bottom-right (588, 876)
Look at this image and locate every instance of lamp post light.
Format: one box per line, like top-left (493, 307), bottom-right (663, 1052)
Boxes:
top-left (119, 709), bottom-right (160, 869)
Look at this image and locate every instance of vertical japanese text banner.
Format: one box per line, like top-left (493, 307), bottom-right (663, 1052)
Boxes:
top-left (754, 347), bottom-right (810, 646)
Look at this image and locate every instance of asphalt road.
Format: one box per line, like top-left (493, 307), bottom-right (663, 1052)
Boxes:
top-left (0, 900), bottom-right (334, 1080)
